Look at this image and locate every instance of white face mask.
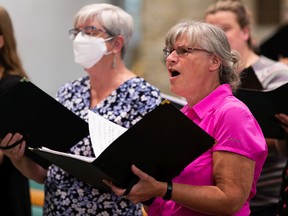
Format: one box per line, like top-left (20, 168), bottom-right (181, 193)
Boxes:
top-left (73, 33), bottom-right (112, 69)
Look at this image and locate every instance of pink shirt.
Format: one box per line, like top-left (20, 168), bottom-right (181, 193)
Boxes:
top-left (148, 84), bottom-right (268, 216)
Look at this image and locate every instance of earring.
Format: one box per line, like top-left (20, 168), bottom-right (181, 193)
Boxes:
top-left (112, 55), bottom-right (117, 69)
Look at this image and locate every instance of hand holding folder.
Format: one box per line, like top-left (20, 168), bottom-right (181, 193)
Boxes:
top-left (0, 78), bottom-right (89, 167)
top-left (29, 100), bottom-right (215, 192)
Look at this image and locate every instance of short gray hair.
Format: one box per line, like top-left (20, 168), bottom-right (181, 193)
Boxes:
top-left (165, 20), bottom-right (241, 92)
top-left (74, 3), bottom-right (133, 58)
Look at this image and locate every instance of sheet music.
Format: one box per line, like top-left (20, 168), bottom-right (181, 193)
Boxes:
top-left (30, 147), bottom-right (95, 163)
top-left (88, 110), bottom-right (127, 157)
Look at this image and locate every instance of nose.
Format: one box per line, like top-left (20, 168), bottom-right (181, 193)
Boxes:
top-left (166, 50), bottom-right (179, 64)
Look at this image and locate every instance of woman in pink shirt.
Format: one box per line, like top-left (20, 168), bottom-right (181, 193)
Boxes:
top-left (105, 20), bottom-right (268, 216)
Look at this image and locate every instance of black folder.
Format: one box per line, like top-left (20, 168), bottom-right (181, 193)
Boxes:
top-left (30, 101), bottom-right (215, 192)
top-left (0, 78), bottom-right (89, 167)
top-left (240, 66), bottom-right (263, 90)
top-left (235, 82), bottom-right (288, 139)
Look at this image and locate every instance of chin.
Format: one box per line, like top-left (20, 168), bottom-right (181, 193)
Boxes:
top-left (170, 86), bottom-right (181, 97)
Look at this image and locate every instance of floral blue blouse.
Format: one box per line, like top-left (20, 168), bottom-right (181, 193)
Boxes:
top-left (44, 76), bottom-right (161, 215)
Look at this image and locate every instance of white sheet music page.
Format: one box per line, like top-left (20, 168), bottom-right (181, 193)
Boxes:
top-left (88, 110), bottom-right (127, 158)
top-left (31, 147), bottom-right (95, 163)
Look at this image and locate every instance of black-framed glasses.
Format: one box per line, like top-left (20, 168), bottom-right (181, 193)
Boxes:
top-left (163, 46), bottom-right (212, 58)
top-left (68, 26), bottom-right (108, 40)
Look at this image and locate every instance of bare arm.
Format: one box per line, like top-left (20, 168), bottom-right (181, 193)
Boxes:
top-left (0, 133), bottom-right (47, 183)
top-left (105, 151), bottom-right (255, 215)
top-left (163, 151), bottom-right (254, 215)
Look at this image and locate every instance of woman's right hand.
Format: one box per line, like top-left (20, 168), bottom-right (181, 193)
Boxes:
top-left (0, 133), bottom-right (26, 162)
top-left (0, 133), bottom-right (47, 183)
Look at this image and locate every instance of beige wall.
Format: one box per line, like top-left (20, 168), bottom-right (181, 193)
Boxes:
top-left (133, 0), bottom-right (288, 96)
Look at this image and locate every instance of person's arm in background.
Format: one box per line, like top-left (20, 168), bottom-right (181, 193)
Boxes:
top-left (0, 150), bottom-right (3, 164)
top-left (279, 56), bottom-right (288, 65)
top-left (0, 132), bottom-right (47, 183)
top-left (275, 113), bottom-right (288, 156)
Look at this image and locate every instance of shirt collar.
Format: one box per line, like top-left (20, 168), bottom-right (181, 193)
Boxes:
top-left (181, 84), bottom-right (233, 120)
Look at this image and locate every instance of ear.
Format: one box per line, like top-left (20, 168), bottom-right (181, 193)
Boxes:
top-left (209, 55), bottom-right (221, 71)
top-left (111, 35), bottom-right (124, 54)
top-left (242, 26), bottom-right (250, 42)
top-left (0, 35), bottom-right (4, 48)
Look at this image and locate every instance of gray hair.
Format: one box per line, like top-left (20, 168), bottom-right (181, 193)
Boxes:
top-left (74, 3), bottom-right (133, 58)
top-left (165, 20), bottom-right (241, 92)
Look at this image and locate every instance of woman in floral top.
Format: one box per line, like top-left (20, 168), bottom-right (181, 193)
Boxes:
top-left (0, 3), bottom-right (161, 215)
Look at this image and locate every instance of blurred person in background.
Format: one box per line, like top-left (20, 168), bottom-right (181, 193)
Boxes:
top-left (275, 113), bottom-right (288, 216)
top-left (260, 6), bottom-right (288, 64)
top-left (0, 5), bottom-right (31, 216)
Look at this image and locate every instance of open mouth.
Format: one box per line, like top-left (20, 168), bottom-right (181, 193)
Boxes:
top-left (171, 70), bottom-right (180, 77)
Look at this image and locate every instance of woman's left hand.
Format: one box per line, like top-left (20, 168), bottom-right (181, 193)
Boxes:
top-left (104, 164), bottom-right (166, 204)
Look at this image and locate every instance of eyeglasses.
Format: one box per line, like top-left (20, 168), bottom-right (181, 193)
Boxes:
top-left (163, 46), bottom-right (212, 58)
top-left (68, 26), bottom-right (109, 40)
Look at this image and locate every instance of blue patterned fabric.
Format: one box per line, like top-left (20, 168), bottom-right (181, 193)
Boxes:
top-left (44, 76), bottom-right (161, 215)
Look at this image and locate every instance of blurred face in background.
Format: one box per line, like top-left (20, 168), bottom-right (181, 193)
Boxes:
top-left (205, 11), bottom-right (249, 55)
